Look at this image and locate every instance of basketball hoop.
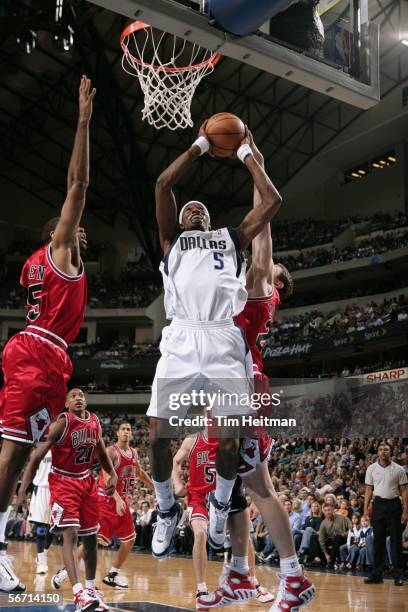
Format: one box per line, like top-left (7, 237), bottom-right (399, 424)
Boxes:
top-left (120, 21), bottom-right (221, 131)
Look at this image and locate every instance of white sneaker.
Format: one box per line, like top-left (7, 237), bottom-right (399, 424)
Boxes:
top-left (208, 492), bottom-right (230, 549)
top-left (151, 502), bottom-right (181, 559)
top-left (102, 571), bottom-right (128, 588)
top-left (0, 552), bottom-right (26, 592)
top-left (36, 552), bottom-right (48, 574)
top-left (52, 567), bottom-right (68, 589)
top-left (256, 583), bottom-right (275, 603)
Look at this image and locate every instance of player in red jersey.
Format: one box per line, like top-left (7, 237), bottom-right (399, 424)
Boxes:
top-left (0, 76), bottom-right (95, 593)
top-left (198, 144), bottom-right (316, 611)
top-left (18, 388), bottom-right (117, 612)
top-left (99, 421), bottom-right (153, 587)
top-left (173, 431), bottom-right (273, 609)
top-left (51, 421), bottom-right (154, 590)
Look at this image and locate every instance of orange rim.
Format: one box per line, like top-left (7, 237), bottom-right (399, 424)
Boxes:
top-left (120, 20), bottom-right (221, 73)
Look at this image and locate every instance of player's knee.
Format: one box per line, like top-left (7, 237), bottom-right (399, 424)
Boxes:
top-left (36, 525), bottom-right (48, 537)
top-left (123, 536), bottom-right (135, 549)
top-left (63, 526), bottom-right (78, 547)
top-left (0, 441), bottom-right (31, 469)
top-left (245, 479), bottom-right (275, 500)
top-left (83, 534), bottom-right (97, 550)
top-left (193, 526), bottom-right (207, 545)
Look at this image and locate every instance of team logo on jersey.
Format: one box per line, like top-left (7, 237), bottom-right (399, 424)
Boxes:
top-left (28, 407), bottom-right (51, 442)
top-left (196, 451), bottom-right (210, 466)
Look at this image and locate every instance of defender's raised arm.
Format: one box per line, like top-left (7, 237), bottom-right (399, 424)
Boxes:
top-left (235, 131), bottom-right (282, 251)
top-left (51, 76), bottom-right (95, 274)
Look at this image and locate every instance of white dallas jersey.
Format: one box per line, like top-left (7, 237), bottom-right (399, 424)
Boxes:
top-left (160, 227), bottom-right (247, 321)
top-left (33, 450), bottom-right (52, 487)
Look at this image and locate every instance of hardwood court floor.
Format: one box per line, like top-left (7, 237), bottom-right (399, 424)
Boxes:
top-left (1, 542), bottom-right (406, 611)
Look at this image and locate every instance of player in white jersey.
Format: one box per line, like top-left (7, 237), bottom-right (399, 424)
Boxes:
top-left (147, 125), bottom-right (283, 558)
top-left (28, 450), bottom-right (52, 575)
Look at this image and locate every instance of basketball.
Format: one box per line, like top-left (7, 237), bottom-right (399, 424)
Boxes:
top-left (205, 112), bottom-right (245, 157)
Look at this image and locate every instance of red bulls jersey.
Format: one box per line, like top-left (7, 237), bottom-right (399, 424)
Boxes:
top-left (51, 411), bottom-right (101, 478)
top-left (20, 244), bottom-right (87, 349)
top-left (235, 287), bottom-right (280, 376)
top-left (187, 433), bottom-right (218, 496)
top-left (98, 444), bottom-right (137, 500)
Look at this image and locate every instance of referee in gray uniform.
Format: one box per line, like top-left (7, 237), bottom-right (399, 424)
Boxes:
top-left (364, 442), bottom-right (407, 585)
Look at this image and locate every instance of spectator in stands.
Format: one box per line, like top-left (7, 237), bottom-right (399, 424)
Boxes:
top-left (318, 503), bottom-right (351, 568)
top-left (339, 513), bottom-right (362, 569)
top-left (298, 501), bottom-right (323, 565)
top-left (355, 516), bottom-right (373, 568)
top-left (138, 501), bottom-right (154, 551)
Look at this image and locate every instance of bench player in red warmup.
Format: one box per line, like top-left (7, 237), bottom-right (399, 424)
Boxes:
top-left (0, 76), bottom-right (95, 592)
top-left (199, 142), bottom-right (316, 611)
top-left (52, 421), bottom-right (153, 590)
top-left (18, 388), bottom-right (117, 612)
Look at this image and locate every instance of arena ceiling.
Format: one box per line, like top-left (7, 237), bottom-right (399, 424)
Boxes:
top-left (0, 0), bottom-right (407, 264)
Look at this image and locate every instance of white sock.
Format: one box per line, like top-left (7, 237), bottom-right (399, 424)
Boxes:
top-left (0, 509), bottom-right (11, 543)
top-left (197, 582), bottom-right (207, 593)
top-left (280, 554), bottom-right (303, 577)
top-left (85, 579), bottom-right (95, 589)
top-left (153, 477), bottom-right (175, 511)
top-left (215, 474), bottom-right (235, 505)
top-left (109, 566), bottom-right (119, 575)
top-left (73, 582), bottom-right (83, 595)
top-left (231, 555), bottom-right (249, 575)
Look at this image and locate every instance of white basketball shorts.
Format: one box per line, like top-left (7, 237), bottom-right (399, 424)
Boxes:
top-left (28, 485), bottom-right (51, 525)
top-left (147, 318), bottom-right (253, 419)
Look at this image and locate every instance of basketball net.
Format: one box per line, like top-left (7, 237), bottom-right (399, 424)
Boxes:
top-left (120, 22), bottom-right (221, 131)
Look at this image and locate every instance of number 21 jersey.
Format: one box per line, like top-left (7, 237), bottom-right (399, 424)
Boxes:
top-left (51, 411), bottom-right (101, 478)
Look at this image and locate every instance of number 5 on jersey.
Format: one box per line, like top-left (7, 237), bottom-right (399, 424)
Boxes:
top-left (213, 252), bottom-right (224, 270)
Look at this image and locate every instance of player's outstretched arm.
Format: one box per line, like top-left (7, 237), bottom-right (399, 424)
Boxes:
top-left (156, 122), bottom-right (209, 254)
top-left (51, 76), bottom-right (96, 274)
top-left (136, 464), bottom-right (154, 491)
top-left (235, 131), bottom-right (282, 251)
top-left (248, 142), bottom-right (274, 295)
top-left (16, 418), bottom-right (65, 507)
top-left (96, 438), bottom-right (118, 495)
top-left (172, 436), bottom-right (195, 497)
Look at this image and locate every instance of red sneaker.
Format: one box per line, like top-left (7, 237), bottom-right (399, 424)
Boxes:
top-left (74, 589), bottom-right (99, 611)
top-left (86, 587), bottom-right (109, 611)
top-left (196, 569), bottom-right (257, 609)
top-left (269, 573), bottom-right (316, 611)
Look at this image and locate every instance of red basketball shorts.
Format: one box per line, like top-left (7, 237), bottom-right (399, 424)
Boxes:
top-left (0, 333), bottom-right (72, 444)
top-left (97, 494), bottom-right (136, 545)
top-left (187, 490), bottom-right (209, 523)
top-left (49, 473), bottom-right (99, 536)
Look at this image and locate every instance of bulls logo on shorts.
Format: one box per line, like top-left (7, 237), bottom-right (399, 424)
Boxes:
top-left (51, 501), bottom-right (64, 527)
top-left (28, 407), bottom-right (51, 443)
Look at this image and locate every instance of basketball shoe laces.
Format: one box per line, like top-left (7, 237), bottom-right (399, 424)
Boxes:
top-left (154, 515), bottom-right (172, 542)
top-left (214, 504), bottom-right (229, 533)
